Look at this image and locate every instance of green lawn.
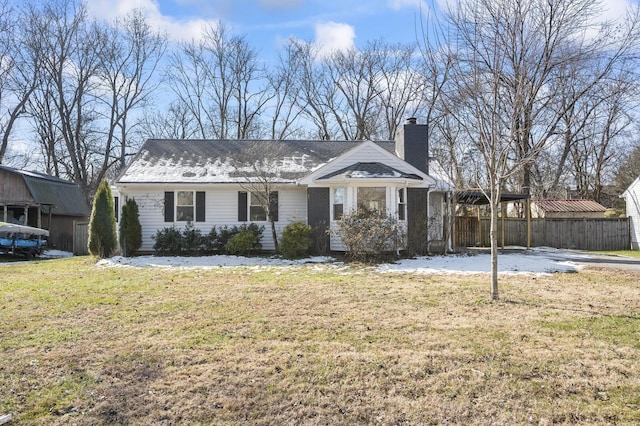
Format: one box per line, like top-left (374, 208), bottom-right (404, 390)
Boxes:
top-left (1, 257), bottom-right (639, 425)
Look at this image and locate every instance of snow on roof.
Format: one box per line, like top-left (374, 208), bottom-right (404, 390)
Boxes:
top-left (117, 139), bottom-right (397, 184)
top-left (428, 159), bottom-right (454, 191)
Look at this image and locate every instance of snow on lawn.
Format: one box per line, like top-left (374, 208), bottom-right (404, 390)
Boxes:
top-left (96, 247), bottom-right (584, 275)
top-left (96, 255), bottom-right (335, 269)
top-left (41, 250), bottom-right (74, 259)
top-left (379, 248), bottom-right (583, 275)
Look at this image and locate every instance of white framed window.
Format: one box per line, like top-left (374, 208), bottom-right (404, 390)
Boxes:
top-left (249, 191), bottom-right (278, 222)
top-left (398, 188), bottom-right (406, 221)
top-left (357, 187), bottom-right (386, 214)
top-left (176, 191), bottom-right (194, 221)
top-left (333, 187), bottom-right (344, 220)
top-left (250, 192), bottom-right (267, 221)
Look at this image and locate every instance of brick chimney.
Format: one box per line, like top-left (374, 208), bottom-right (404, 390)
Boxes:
top-left (395, 117), bottom-right (429, 175)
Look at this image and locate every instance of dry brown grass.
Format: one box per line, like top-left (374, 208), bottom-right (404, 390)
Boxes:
top-left (1, 257), bottom-right (639, 425)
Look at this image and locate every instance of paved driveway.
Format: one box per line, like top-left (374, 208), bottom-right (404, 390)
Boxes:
top-left (544, 250), bottom-right (640, 272)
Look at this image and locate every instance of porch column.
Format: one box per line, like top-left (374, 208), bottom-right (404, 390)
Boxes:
top-left (449, 193), bottom-right (455, 252)
top-left (2, 205), bottom-right (6, 222)
top-left (477, 205), bottom-right (481, 246)
top-left (23, 207), bottom-right (28, 225)
top-left (37, 206), bottom-right (42, 228)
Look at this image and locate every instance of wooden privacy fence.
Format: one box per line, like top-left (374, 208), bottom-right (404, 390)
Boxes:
top-left (454, 217), bottom-right (630, 251)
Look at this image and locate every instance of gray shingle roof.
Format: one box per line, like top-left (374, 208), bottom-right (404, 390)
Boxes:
top-left (319, 162), bottom-right (423, 180)
top-left (117, 139), bottom-right (397, 184)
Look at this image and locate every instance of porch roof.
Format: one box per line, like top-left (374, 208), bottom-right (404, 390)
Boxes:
top-left (456, 191), bottom-right (530, 205)
top-left (318, 162), bottom-right (423, 180)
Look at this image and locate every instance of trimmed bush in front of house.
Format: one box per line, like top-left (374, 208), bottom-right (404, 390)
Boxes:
top-left (279, 222), bottom-right (313, 259)
top-left (181, 222), bottom-right (204, 253)
top-left (335, 209), bottom-right (406, 262)
top-left (152, 225), bottom-right (184, 255)
top-left (88, 180), bottom-right (118, 259)
top-left (153, 223), bottom-right (264, 256)
top-left (226, 226), bottom-right (263, 256)
top-left (119, 198), bottom-right (142, 257)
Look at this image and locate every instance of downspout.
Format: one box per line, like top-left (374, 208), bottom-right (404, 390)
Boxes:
top-left (426, 184), bottom-right (436, 252)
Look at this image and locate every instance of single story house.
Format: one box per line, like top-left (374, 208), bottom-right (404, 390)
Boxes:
top-left (114, 118), bottom-right (453, 253)
top-left (622, 176), bottom-right (640, 249)
top-left (530, 199), bottom-right (607, 219)
top-left (0, 165), bottom-right (90, 251)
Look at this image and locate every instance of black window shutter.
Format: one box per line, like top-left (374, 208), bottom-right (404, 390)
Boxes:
top-left (269, 191), bottom-right (279, 222)
top-left (114, 196), bottom-right (119, 222)
top-left (238, 191), bottom-right (248, 221)
top-left (196, 191), bottom-right (205, 222)
top-left (164, 192), bottom-right (174, 222)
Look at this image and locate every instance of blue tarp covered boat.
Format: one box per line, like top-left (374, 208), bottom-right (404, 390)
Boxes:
top-left (0, 222), bottom-right (49, 259)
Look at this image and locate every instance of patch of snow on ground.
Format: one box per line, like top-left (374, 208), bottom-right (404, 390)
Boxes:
top-left (379, 248), bottom-right (583, 275)
top-left (41, 250), bottom-right (74, 259)
top-left (97, 255), bottom-right (334, 269)
top-left (96, 248), bottom-right (584, 275)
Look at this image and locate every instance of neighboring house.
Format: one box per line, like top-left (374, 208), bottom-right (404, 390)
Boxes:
top-left (622, 176), bottom-right (640, 249)
top-left (531, 199), bottom-right (607, 219)
top-left (0, 165), bottom-right (90, 251)
top-left (115, 119), bottom-right (453, 253)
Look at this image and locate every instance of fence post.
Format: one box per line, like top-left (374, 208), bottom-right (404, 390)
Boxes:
top-left (500, 202), bottom-right (505, 248)
top-left (526, 198), bottom-right (531, 249)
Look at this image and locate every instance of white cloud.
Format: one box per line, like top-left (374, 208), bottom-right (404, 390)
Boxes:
top-left (388, 0), bottom-right (429, 12)
top-left (600, 0), bottom-right (633, 21)
top-left (85, 0), bottom-right (216, 42)
top-left (314, 21), bottom-right (355, 57)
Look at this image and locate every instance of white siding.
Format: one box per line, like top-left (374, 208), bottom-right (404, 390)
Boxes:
top-left (624, 178), bottom-right (640, 250)
top-left (118, 185), bottom-right (307, 252)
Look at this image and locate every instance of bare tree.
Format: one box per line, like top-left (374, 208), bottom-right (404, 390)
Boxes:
top-left (232, 143), bottom-right (289, 251)
top-left (96, 9), bottom-right (167, 178)
top-left (289, 40), bottom-right (338, 140)
top-left (28, 79), bottom-right (63, 175)
top-left (0, 0), bottom-right (42, 164)
top-left (165, 39), bottom-right (216, 138)
top-left (29, 0), bottom-right (108, 197)
top-left (569, 75), bottom-right (636, 202)
top-left (437, 0), bottom-right (640, 300)
top-left (377, 42), bottom-right (425, 140)
top-left (138, 102), bottom-right (201, 140)
top-left (325, 41), bottom-right (387, 140)
top-left (166, 23), bottom-right (270, 140)
top-left (615, 141), bottom-right (640, 195)
top-left (263, 42), bottom-right (307, 140)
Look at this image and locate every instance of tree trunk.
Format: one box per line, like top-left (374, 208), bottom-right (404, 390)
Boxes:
top-left (270, 220), bottom-right (279, 252)
top-left (490, 197), bottom-right (499, 301)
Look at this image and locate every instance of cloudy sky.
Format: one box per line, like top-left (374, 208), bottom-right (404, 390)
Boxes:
top-left (85, 0), bottom-right (436, 56)
top-left (83, 0), bottom-right (635, 58)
